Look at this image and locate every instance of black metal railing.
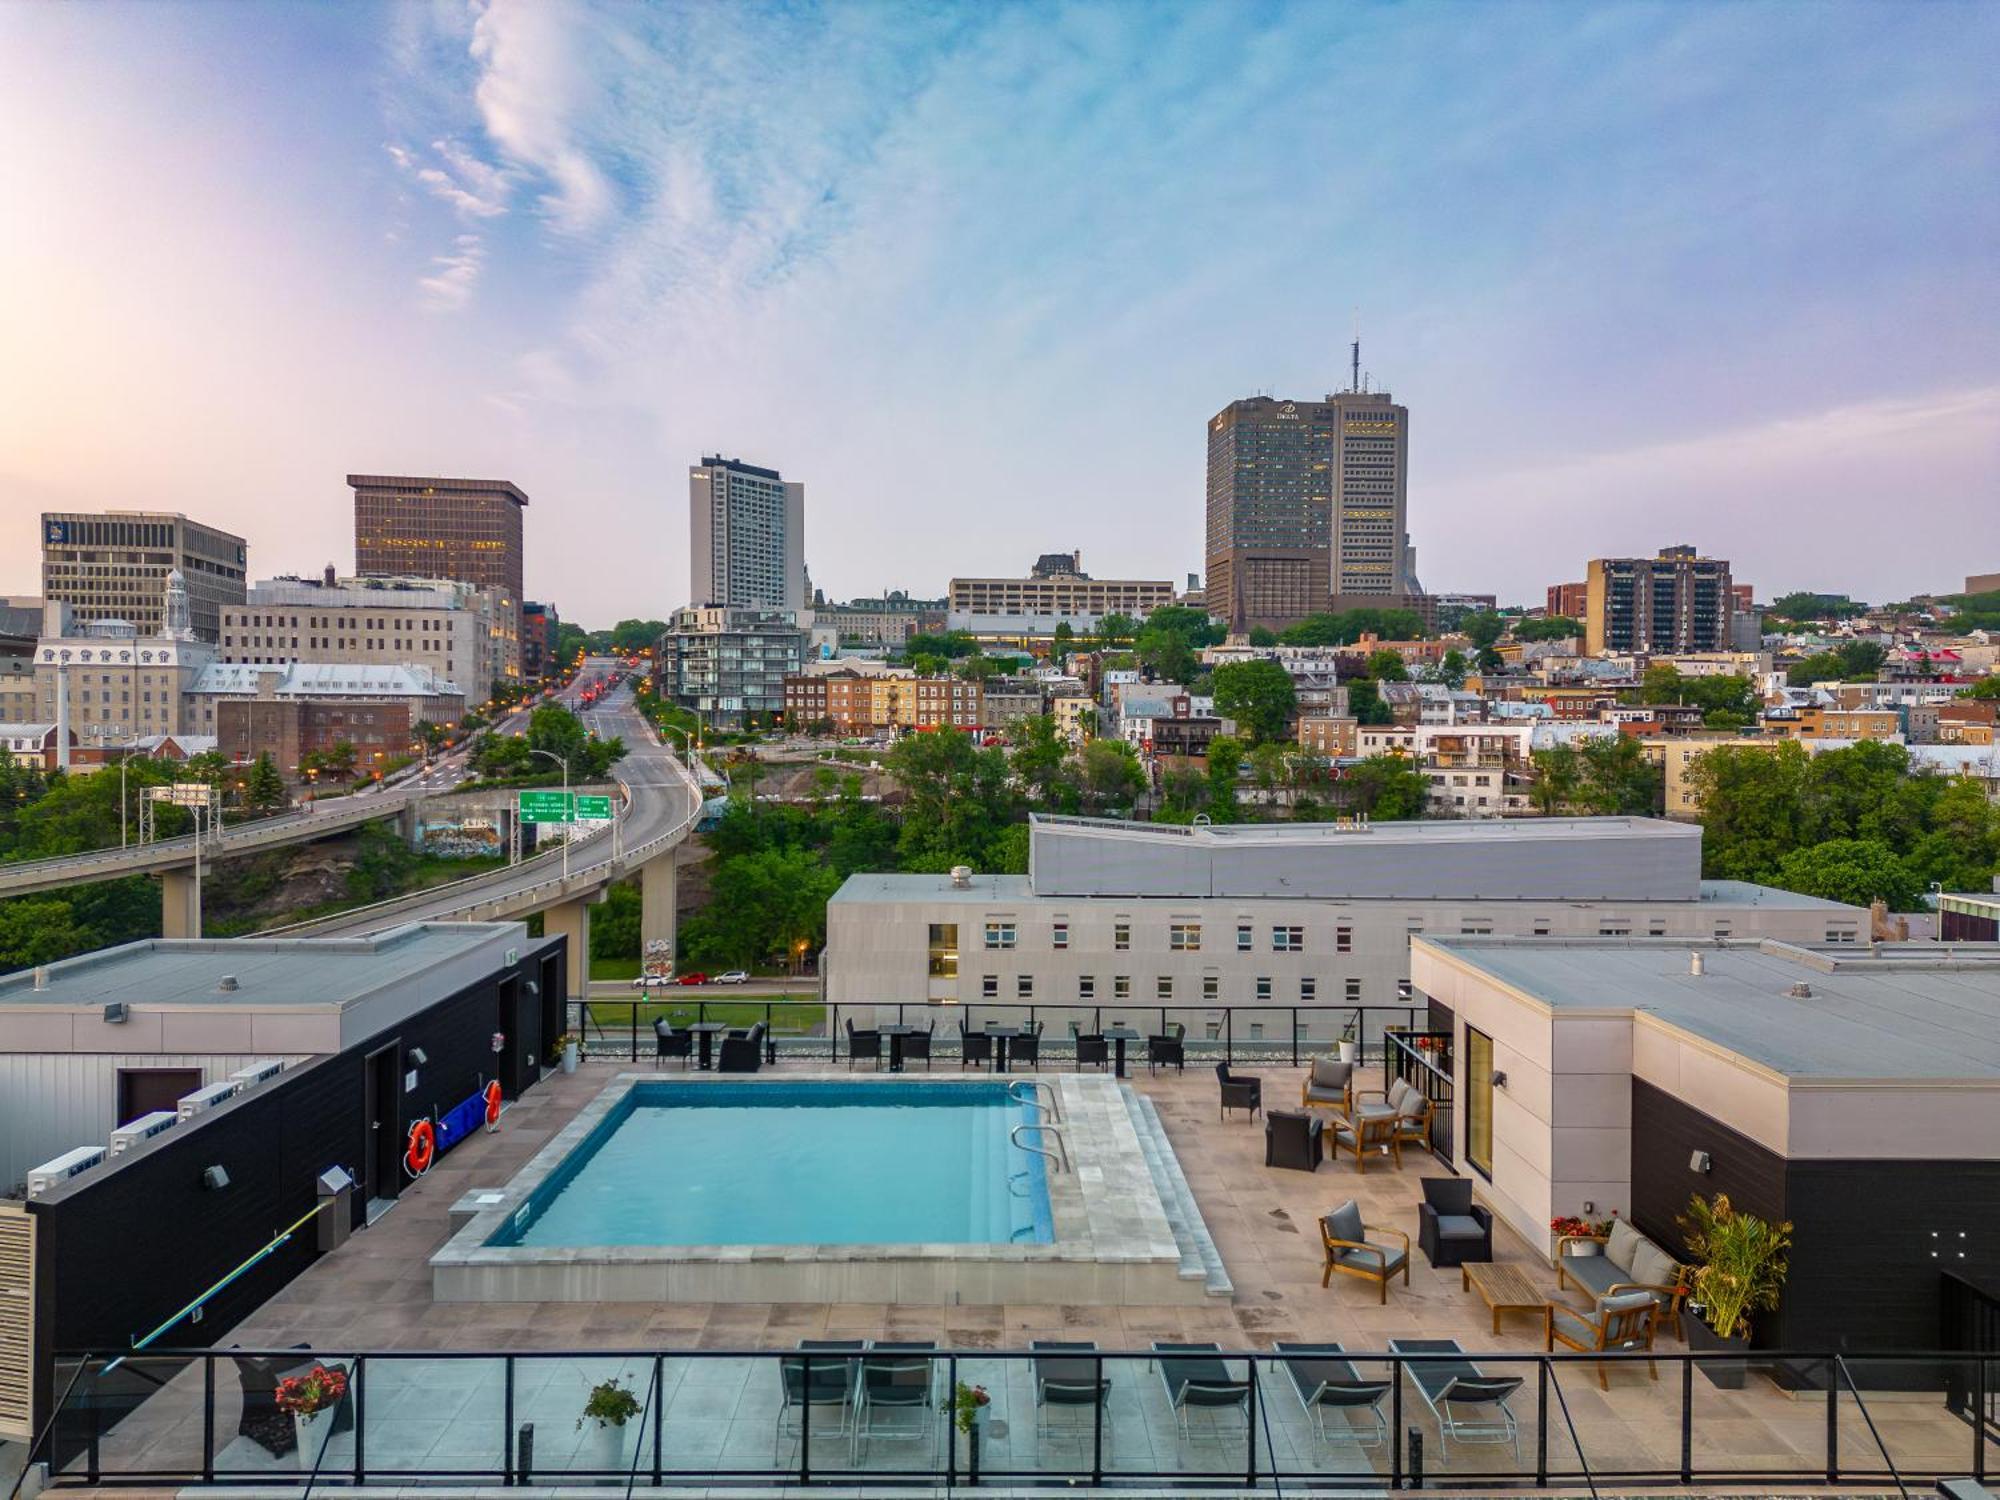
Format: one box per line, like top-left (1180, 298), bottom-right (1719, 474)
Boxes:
top-left (29, 1345), bottom-right (1990, 1491)
top-left (1385, 1029), bottom-right (1455, 1164)
top-left (1944, 1269), bottom-right (2000, 1446)
top-left (567, 999), bottom-right (1427, 1071)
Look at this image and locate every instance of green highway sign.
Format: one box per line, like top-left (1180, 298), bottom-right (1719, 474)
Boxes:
top-left (517, 790), bottom-right (573, 824)
top-left (575, 795), bottom-right (614, 820)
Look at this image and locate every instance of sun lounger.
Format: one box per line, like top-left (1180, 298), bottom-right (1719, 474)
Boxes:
top-left (1387, 1337), bottom-right (1522, 1462)
top-left (1030, 1339), bottom-right (1113, 1451)
top-left (775, 1339), bottom-right (863, 1457)
top-left (855, 1340), bottom-right (938, 1459)
top-left (1151, 1341), bottom-right (1250, 1441)
top-left (1273, 1341), bottom-right (1390, 1449)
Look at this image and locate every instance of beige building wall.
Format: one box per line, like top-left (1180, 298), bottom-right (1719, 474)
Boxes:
top-left (221, 579), bottom-right (510, 706)
top-left (1645, 735), bottom-right (1767, 818)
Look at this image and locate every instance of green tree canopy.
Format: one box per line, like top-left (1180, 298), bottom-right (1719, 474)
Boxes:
top-left (1366, 649), bottom-right (1410, 683)
top-left (1247, 626), bottom-right (1278, 647)
top-left (1277, 607), bottom-right (1426, 647)
top-left (1340, 755), bottom-right (1428, 820)
top-left (1211, 659), bottom-right (1296, 744)
top-left (902, 631), bottom-right (979, 661)
top-left (1079, 738), bottom-right (1146, 814)
top-left (1786, 640), bottom-right (1887, 686)
top-left (1460, 612), bottom-right (1506, 650)
top-left (1347, 678), bottom-right (1393, 726)
top-left (1773, 838), bottom-right (1923, 910)
top-left (1514, 615), bottom-right (1580, 643)
top-left (608, 619), bottom-right (670, 654)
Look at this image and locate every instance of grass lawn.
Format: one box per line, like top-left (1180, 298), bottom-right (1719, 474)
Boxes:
top-left (582, 997), bottom-right (827, 1036)
top-left (589, 956), bottom-right (641, 981)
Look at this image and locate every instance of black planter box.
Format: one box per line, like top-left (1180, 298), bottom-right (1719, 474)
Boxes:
top-left (1685, 1312), bottom-right (1752, 1389)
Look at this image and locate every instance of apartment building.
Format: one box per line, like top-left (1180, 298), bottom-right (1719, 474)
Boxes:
top-left (1546, 581), bottom-right (1588, 620)
top-left (32, 587), bottom-right (214, 761)
top-left (815, 593), bottom-right (945, 648)
top-left (825, 817), bottom-right (1865, 1038)
top-left (947, 554), bottom-right (1173, 631)
top-left (1295, 715), bottom-right (1358, 758)
top-left (782, 667), bottom-right (981, 734)
top-left (656, 606), bottom-right (807, 727)
top-left (979, 676), bottom-right (1045, 730)
top-left (219, 575), bottom-right (513, 706)
top-left (520, 601), bottom-right (560, 682)
top-left (1051, 693), bottom-right (1096, 746)
top-left (40, 510), bottom-right (246, 642)
top-left (1584, 545), bottom-right (1734, 655)
top-left (216, 697), bottom-right (417, 778)
top-left (1770, 707), bottom-right (1902, 741)
top-left (689, 456), bottom-right (806, 613)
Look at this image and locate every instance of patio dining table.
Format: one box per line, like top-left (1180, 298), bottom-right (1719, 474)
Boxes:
top-left (982, 1025), bottom-right (1027, 1074)
top-left (684, 1020), bottom-right (730, 1071)
top-left (1102, 1026), bottom-right (1143, 1079)
top-left (878, 1023), bottom-right (919, 1073)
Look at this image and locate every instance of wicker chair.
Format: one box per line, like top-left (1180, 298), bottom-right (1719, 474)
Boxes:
top-left (1216, 1062), bottom-right (1262, 1121)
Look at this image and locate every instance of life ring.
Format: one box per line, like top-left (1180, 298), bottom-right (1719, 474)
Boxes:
top-left (404, 1118), bottom-right (435, 1176)
top-left (484, 1080), bottom-right (503, 1128)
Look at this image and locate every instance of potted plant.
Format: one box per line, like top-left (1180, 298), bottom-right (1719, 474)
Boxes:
top-left (1337, 1015), bottom-right (1359, 1066)
top-left (1550, 1211), bottom-right (1615, 1258)
top-left (951, 1380), bottom-right (990, 1437)
top-left (1678, 1193), bottom-right (1791, 1388)
top-left (577, 1376), bottom-right (642, 1468)
top-left (273, 1363), bottom-right (348, 1470)
top-left (551, 1033), bottom-right (583, 1074)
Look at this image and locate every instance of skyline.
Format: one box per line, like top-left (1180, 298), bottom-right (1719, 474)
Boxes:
top-left (1, 1), bottom-right (1995, 621)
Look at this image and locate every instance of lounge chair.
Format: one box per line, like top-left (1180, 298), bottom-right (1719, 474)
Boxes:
top-left (717, 1022), bottom-right (766, 1073)
top-left (775, 1339), bottom-right (863, 1457)
top-left (653, 1019), bottom-right (693, 1068)
top-left (901, 1023), bottom-right (934, 1070)
top-left (1074, 1031), bottom-right (1109, 1071)
top-left (1216, 1061), bottom-right (1262, 1121)
top-left (1387, 1338), bottom-right (1522, 1463)
top-left (1556, 1218), bottom-right (1690, 1340)
top-left (1416, 1177), bottom-right (1492, 1267)
top-left (1546, 1292), bottom-right (1660, 1389)
top-left (1146, 1033), bottom-right (1185, 1074)
top-left (856, 1341), bottom-right (939, 1459)
top-left (1273, 1342), bottom-right (1390, 1450)
top-left (1030, 1339), bottom-right (1113, 1451)
top-left (1319, 1199), bottom-right (1409, 1303)
top-left (845, 1019), bottom-right (883, 1070)
top-left (1299, 1057), bottom-right (1354, 1116)
top-left (1151, 1342), bottom-right (1250, 1441)
top-left (1264, 1110), bottom-right (1323, 1172)
top-left (959, 1024), bottom-right (992, 1069)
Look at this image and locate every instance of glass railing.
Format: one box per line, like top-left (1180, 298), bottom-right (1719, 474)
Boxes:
top-left (23, 1346), bottom-right (1986, 1491)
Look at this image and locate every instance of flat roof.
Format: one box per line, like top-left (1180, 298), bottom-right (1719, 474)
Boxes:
top-left (0, 923), bottom-right (522, 1010)
top-left (1028, 813), bottom-right (1697, 847)
top-left (1419, 937), bottom-right (2000, 1080)
top-left (345, 474), bottom-right (529, 505)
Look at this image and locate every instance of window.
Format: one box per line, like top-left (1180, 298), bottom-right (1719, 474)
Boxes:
top-left (1255, 977), bottom-right (1272, 1001)
top-left (1532, 919), bottom-right (1551, 937)
top-left (1169, 923), bottom-right (1202, 951)
top-left (1051, 922), bottom-right (1069, 950)
top-left (1017, 975), bottom-right (1034, 998)
top-left (1345, 977), bottom-right (1362, 1002)
top-left (1300, 977), bottom-right (1316, 1001)
top-left (1598, 923), bottom-right (1631, 938)
top-left (981, 975), bottom-right (998, 999)
top-left (1114, 921), bottom-right (1131, 951)
top-left (1397, 979), bottom-right (1414, 1002)
top-left (1465, 1026), bottom-right (1495, 1178)
top-left (1826, 926), bottom-right (1859, 944)
top-left (1113, 975), bottom-right (1131, 1000)
top-left (1461, 921), bottom-right (1492, 936)
top-left (984, 921), bottom-right (1016, 950)
top-left (1237, 924), bottom-right (1253, 951)
top-left (1335, 924), bottom-right (1352, 954)
top-left (927, 924), bottom-right (959, 979)
top-left (1202, 974), bottom-right (1219, 1001)
top-left (1079, 976), bottom-right (1095, 1000)
top-left (1648, 920), bottom-right (1667, 936)
top-left (1272, 926), bottom-right (1304, 952)
top-left (1156, 975), bottom-right (1173, 1000)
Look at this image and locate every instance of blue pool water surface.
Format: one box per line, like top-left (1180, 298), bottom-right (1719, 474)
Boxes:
top-left (488, 1081), bottom-right (1055, 1248)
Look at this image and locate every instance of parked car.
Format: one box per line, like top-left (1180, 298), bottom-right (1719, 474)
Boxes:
top-left (630, 972), bottom-right (673, 989)
top-left (713, 970), bottom-right (749, 985)
top-left (674, 972), bottom-right (710, 986)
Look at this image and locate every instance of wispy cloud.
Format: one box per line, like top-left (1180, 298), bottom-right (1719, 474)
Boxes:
top-left (387, 137), bottom-right (512, 219)
top-left (418, 233), bottom-right (486, 312)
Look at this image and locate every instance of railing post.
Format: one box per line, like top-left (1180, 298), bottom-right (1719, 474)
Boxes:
top-left (1536, 1359), bottom-right (1549, 1484)
top-left (946, 1354), bottom-right (959, 1488)
top-left (1825, 1354), bottom-right (1839, 1483)
top-left (352, 1353), bottom-right (366, 1486)
top-left (628, 1001), bottom-right (637, 1062)
top-left (1974, 1344), bottom-right (1987, 1482)
top-left (1091, 1353), bottom-right (1104, 1484)
top-left (1679, 1357), bottom-right (1693, 1484)
top-left (799, 1354), bottom-right (811, 1484)
top-left (1245, 1357), bottom-right (1258, 1485)
top-left (202, 1354), bottom-right (215, 1483)
top-left (503, 1355), bottom-right (516, 1485)
top-left (1390, 1355), bottom-right (1403, 1489)
top-left (1224, 1007), bottom-right (1233, 1065)
top-left (1290, 1008), bottom-right (1298, 1067)
top-left (651, 1353), bottom-right (663, 1484)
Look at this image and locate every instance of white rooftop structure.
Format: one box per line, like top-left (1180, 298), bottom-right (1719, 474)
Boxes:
top-left (188, 661), bottom-right (462, 698)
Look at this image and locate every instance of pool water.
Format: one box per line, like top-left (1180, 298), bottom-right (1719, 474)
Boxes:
top-left (488, 1081), bottom-right (1055, 1248)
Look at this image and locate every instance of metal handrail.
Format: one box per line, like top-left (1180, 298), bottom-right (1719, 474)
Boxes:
top-left (4, 1359), bottom-right (90, 1500)
top-left (1010, 1121), bottom-right (1070, 1173)
top-left (1545, 1359), bottom-right (1600, 1500)
top-left (1009, 1078), bottom-right (1061, 1121)
top-left (1834, 1355), bottom-right (1911, 1500)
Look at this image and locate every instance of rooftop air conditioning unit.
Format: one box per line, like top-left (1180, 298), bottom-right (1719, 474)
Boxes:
top-left (177, 1081), bottom-right (239, 1120)
top-left (28, 1146), bottom-right (106, 1197)
top-left (109, 1110), bottom-right (178, 1156)
top-left (228, 1059), bottom-right (285, 1089)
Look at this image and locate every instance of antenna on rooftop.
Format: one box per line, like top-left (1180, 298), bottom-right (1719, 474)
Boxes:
top-left (1349, 310), bottom-right (1361, 395)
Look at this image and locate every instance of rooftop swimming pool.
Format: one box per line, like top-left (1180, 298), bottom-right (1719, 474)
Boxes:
top-left (487, 1079), bottom-right (1052, 1248)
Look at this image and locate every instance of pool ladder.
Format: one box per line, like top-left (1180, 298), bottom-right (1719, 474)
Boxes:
top-left (1010, 1121), bottom-right (1071, 1174)
top-left (1009, 1079), bottom-right (1061, 1123)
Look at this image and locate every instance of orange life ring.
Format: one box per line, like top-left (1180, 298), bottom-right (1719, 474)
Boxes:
top-left (484, 1080), bottom-right (503, 1127)
top-left (404, 1118), bottom-right (435, 1176)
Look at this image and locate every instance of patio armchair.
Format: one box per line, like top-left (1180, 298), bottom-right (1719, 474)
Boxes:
top-left (856, 1341), bottom-right (940, 1459)
top-left (1263, 1110), bottom-right (1323, 1172)
top-left (1074, 1031), bottom-right (1109, 1071)
top-left (1030, 1340), bottom-right (1113, 1452)
top-left (1146, 1033), bottom-right (1186, 1074)
top-left (1416, 1177), bottom-right (1493, 1267)
top-left (845, 1019), bottom-right (883, 1070)
top-left (1011, 1021), bottom-right (1042, 1071)
top-left (717, 1022), bottom-right (767, 1073)
top-left (1546, 1291), bottom-right (1660, 1389)
top-left (1216, 1061), bottom-right (1262, 1120)
top-left (959, 1023), bottom-right (992, 1068)
top-left (1323, 1108), bottom-right (1401, 1172)
top-left (1556, 1218), bottom-right (1690, 1340)
top-left (901, 1022), bottom-right (933, 1069)
top-left (1300, 1057), bottom-right (1354, 1116)
top-left (1319, 1199), bottom-right (1410, 1304)
top-left (653, 1019), bottom-right (694, 1068)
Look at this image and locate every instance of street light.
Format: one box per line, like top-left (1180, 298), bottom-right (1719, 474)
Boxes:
top-left (529, 747), bottom-right (572, 880)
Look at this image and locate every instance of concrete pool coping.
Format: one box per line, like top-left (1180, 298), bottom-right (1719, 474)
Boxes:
top-left (430, 1071), bottom-right (1207, 1306)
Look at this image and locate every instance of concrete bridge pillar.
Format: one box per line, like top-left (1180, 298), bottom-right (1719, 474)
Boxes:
top-left (542, 890), bottom-right (604, 999)
top-left (160, 868), bottom-right (201, 939)
top-left (640, 851), bottom-right (677, 973)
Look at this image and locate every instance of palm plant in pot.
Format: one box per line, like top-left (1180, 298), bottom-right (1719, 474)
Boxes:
top-left (577, 1375), bottom-right (643, 1468)
top-left (1678, 1193), bottom-right (1791, 1388)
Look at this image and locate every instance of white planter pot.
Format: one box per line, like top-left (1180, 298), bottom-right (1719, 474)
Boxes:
top-left (561, 1043), bottom-right (579, 1074)
top-left (1337, 1041), bottom-right (1357, 1066)
top-left (581, 1419), bottom-right (637, 1471)
top-left (292, 1410), bottom-right (330, 1471)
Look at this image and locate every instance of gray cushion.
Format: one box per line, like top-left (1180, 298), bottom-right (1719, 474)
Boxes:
top-left (1627, 1240), bottom-right (1679, 1295)
top-left (1323, 1200), bottom-right (1366, 1248)
top-left (1386, 1077), bottom-right (1413, 1110)
top-left (1604, 1218), bottom-right (1644, 1273)
top-left (1436, 1214), bottom-right (1487, 1241)
top-left (1598, 1290), bottom-right (1658, 1318)
top-left (1303, 1085), bottom-right (1348, 1106)
top-left (1397, 1089), bottom-right (1428, 1120)
top-left (1564, 1254), bottom-right (1619, 1297)
top-left (1311, 1058), bottom-right (1353, 1091)
top-left (1549, 1304), bottom-right (1596, 1345)
top-left (1353, 1101), bottom-right (1396, 1121)
top-left (1334, 1244), bottom-right (1407, 1274)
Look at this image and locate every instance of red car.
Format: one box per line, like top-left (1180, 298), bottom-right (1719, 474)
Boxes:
top-left (674, 971), bottom-right (709, 986)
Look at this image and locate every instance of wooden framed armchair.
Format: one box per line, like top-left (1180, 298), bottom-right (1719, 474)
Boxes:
top-left (1318, 1199), bottom-right (1410, 1304)
top-left (1299, 1057), bottom-right (1354, 1117)
top-left (1545, 1291), bottom-right (1660, 1388)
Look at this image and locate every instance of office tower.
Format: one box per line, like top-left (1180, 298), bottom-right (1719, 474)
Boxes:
top-left (40, 510), bottom-right (246, 642)
top-left (1205, 383), bottom-right (1413, 633)
top-left (1584, 545), bottom-right (1735, 655)
top-left (348, 474), bottom-right (528, 605)
top-left (688, 457), bottom-right (805, 613)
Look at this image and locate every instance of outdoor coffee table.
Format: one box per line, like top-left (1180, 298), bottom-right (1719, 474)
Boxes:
top-left (685, 1021), bottom-right (729, 1071)
top-left (1461, 1261), bottom-right (1549, 1336)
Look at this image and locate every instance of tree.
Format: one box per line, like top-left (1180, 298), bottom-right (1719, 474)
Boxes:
top-left (1008, 715), bottom-right (1074, 808)
top-left (1211, 659), bottom-right (1296, 744)
top-left (1956, 677), bottom-right (2000, 700)
top-left (902, 631), bottom-right (978, 661)
top-left (608, 619), bottom-right (669, 654)
top-left (1515, 615), bottom-right (1581, 643)
top-left (1341, 755), bottom-right (1428, 820)
top-left (1640, 663), bottom-right (1686, 705)
top-left (244, 754), bottom-right (288, 813)
top-left (1200, 734), bottom-right (1243, 821)
top-left (1366, 649), bottom-right (1409, 683)
top-left (1786, 640), bottom-right (1887, 686)
top-left (1157, 765), bottom-right (1207, 822)
top-left (1079, 739), bottom-right (1145, 813)
top-left (1278, 607), bottom-right (1426, 647)
top-left (1094, 613), bottom-right (1137, 648)
top-left (1052, 620), bottom-right (1074, 651)
top-left (1460, 612), bottom-right (1506, 651)
top-left (1573, 735), bottom-right (1663, 815)
top-left (1435, 649), bottom-right (1468, 689)
top-left (0, 896), bottom-right (95, 971)
top-left (1247, 626), bottom-right (1278, 647)
top-left (1685, 741), bottom-right (1812, 882)
top-left (1766, 592), bottom-right (1865, 625)
top-left (1529, 744), bottom-right (1583, 815)
top-left (1347, 678), bottom-right (1393, 726)
top-left (884, 728), bottom-right (1017, 867)
top-left (1774, 838), bottom-right (1923, 910)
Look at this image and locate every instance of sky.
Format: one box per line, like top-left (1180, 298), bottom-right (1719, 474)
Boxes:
top-left (1, 0), bottom-right (1994, 623)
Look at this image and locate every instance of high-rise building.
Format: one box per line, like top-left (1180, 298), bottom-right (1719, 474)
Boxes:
top-left (348, 474), bottom-right (528, 606)
top-left (1547, 582), bottom-right (1588, 620)
top-left (1204, 384), bottom-right (1414, 633)
top-left (655, 605), bottom-right (807, 728)
top-left (1584, 545), bottom-right (1735, 656)
top-left (40, 511), bottom-right (246, 642)
top-left (688, 457), bottom-right (805, 612)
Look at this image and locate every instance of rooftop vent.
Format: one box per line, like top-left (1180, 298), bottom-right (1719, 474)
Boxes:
top-left (216, 975), bottom-right (239, 993)
top-left (1689, 951), bottom-right (1705, 977)
top-left (949, 865), bottom-right (973, 889)
top-left (1787, 981), bottom-right (1814, 999)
